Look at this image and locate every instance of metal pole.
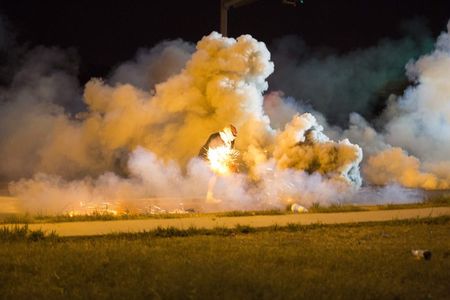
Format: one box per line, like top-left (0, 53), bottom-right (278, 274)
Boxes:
top-left (220, 0), bottom-right (228, 36)
top-left (220, 0), bottom-right (261, 37)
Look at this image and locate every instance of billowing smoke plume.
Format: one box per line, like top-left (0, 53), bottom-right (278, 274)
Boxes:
top-left (359, 21), bottom-right (450, 189)
top-left (273, 113), bottom-right (362, 186)
top-left (4, 17), bottom-right (450, 214)
top-left (265, 20), bottom-right (450, 190)
top-left (109, 39), bottom-right (194, 91)
top-left (2, 31), bottom-right (367, 213)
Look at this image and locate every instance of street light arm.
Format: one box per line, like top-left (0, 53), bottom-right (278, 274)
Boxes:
top-left (220, 0), bottom-right (302, 36)
top-left (222, 0), bottom-right (259, 9)
top-left (221, 0), bottom-right (260, 36)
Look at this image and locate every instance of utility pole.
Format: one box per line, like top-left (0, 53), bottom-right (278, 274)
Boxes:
top-left (220, 0), bottom-right (303, 37)
top-left (220, 0), bottom-right (258, 37)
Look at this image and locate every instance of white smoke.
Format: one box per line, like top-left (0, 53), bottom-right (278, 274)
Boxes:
top-left (10, 146), bottom-right (359, 214)
top-left (0, 47), bottom-right (83, 179)
top-left (359, 21), bottom-right (450, 189)
top-left (109, 39), bottom-right (194, 91)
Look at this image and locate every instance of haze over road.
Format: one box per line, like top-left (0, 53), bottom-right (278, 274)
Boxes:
top-left (1, 207), bottom-right (448, 237)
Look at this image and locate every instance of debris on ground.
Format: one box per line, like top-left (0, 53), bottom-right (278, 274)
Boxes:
top-left (411, 249), bottom-right (432, 260)
top-left (291, 203), bottom-right (308, 213)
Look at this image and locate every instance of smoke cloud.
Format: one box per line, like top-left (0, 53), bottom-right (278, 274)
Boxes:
top-left (109, 39), bottom-right (194, 91)
top-left (2, 18), bottom-right (450, 214)
top-left (268, 19), bottom-right (433, 125)
top-left (360, 21), bottom-right (450, 189)
top-left (2, 31), bottom-right (368, 213)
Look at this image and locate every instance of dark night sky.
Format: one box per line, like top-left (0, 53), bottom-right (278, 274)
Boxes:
top-left (1, 0), bottom-right (450, 82)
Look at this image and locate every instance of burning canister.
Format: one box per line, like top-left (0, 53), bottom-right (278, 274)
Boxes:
top-left (411, 249), bottom-right (432, 260)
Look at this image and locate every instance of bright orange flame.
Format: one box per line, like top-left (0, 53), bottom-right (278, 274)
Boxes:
top-left (65, 202), bottom-right (119, 217)
top-left (207, 145), bottom-right (239, 175)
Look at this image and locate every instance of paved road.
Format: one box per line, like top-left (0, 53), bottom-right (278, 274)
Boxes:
top-left (2, 207), bottom-right (448, 237)
top-left (0, 196), bottom-right (19, 214)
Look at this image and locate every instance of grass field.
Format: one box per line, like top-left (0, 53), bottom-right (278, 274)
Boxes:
top-left (1, 217), bottom-right (449, 299)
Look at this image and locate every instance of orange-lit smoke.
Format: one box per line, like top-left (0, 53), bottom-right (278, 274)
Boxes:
top-left (5, 32), bottom-right (368, 214)
top-left (5, 19), bottom-right (450, 214)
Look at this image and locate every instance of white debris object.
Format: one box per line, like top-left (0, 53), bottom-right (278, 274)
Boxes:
top-left (411, 249), bottom-right (432, 260)
top-left (291, 203), bottom-right (308, 213)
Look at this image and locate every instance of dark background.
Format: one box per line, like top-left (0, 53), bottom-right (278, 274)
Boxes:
top-left (1, 0), bottom-right (449, 82)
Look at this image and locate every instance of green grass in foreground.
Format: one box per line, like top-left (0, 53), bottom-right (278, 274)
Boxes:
top-left (0, 225), bottom-right (58, 242)
top-left (0, 217), bottom-right (449, 299)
